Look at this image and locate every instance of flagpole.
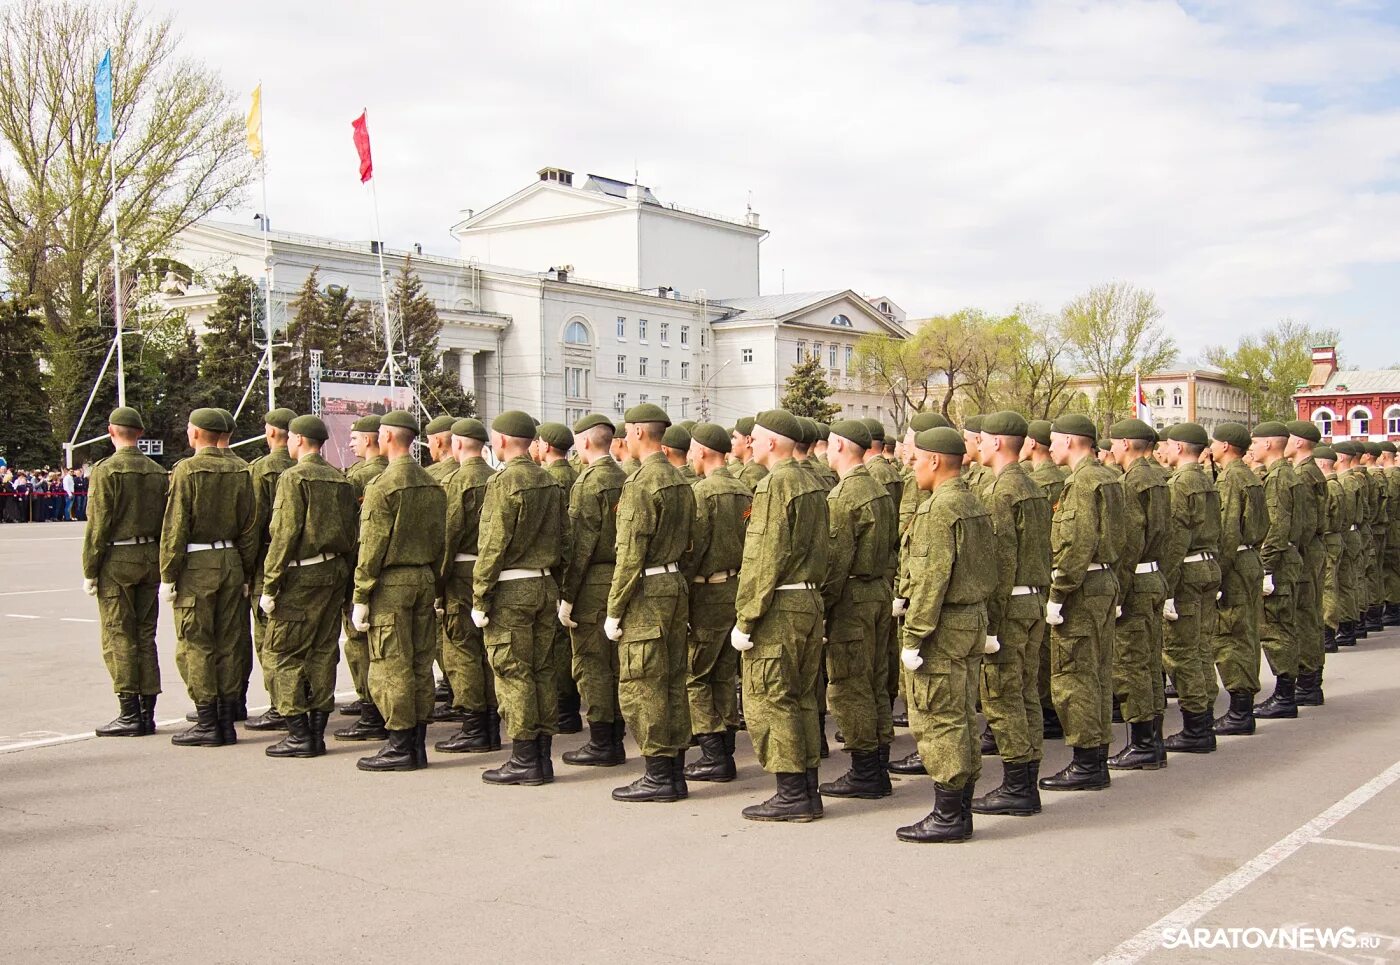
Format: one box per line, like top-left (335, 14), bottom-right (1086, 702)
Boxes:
top-left (364, 127), bottom-right (396, 393)
top-left (108, 93), bottom-right (125, 407)
top-left (257, 83), bottom-right (276, 409)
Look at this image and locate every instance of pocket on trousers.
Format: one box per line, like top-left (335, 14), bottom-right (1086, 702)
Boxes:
top-left (619, 625), bottom-right (662, 682)
top-left (1052, 634), bottom-right (1084, 675)
top-left (368, 612), bottom-right (396, 661)
top-left (484, 624), bottom-right (522, 679)
top-left (909, 670), bottom-right (948, 714)
top-left (826, 640), bottom-right (857, 683)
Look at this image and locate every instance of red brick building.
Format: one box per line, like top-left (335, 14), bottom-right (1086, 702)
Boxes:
top-left (1293, 346), bottom-right (1400, 442)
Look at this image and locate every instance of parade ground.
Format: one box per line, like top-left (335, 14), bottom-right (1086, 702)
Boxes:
top-left (2, 523), bottom-right (1398, 964)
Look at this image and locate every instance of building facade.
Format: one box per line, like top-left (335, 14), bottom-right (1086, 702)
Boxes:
top-left (1066, 368), bottom-right (1251, 433)
top-left (1293, 345), bottom-right (1400, 442)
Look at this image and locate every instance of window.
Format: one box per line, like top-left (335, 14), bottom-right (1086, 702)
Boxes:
top-left (660, 359), bottom-right (670, 379)
top-left (829, 344), bottom-right (838, 368)
top-left (639, 319), bottom-right (648, 341)
top-left (564, 320), bottom-right (590, 345)
top-left (1314, 408), bottom-right (1335, 437)
top-left (1171, 388), bottom-right (1183, 407)
top-left (617, 355), bottom-right (626, 375)
top-left (814, 341), bottom-right (823, 363)
top-left (741, 348), bottom-right (753, 364)
top-left (680, 325), bottom-right (690, 347)
top-left (862, 405), bottom-right (869, 417)
top-left (831, 314), bottom-right (853, 327)
top-left (845, 345), bottom-right (853, 371)
top-left (639, 357), bottom-right (648, 377)
top-left (1387, 407), bottom-right (1400, 435)
top-left (681, 361), bottom-right (691, 381)
top-left (1153, 389), bottom-right (1165, 408)
top-left (659, 321), bottom-right (669, 344)
top-left (614, 393), bottom-right (626, 413)
top-left (616, 316), bottom-right (626, 339)
top-left (1350, 407), bottom-right (1371, 436)
top-left (639, 393), bottom-right (648, 404)
top-left (700, 329), bottom-right (708, 348)
top-left (565, 366), bottom-right (589, 399)
top-left (681, 398), bottom-right (689, 417)
top-left (701, 363), bottom-right (709, 383)
top-left (796, 340), bottom-right (807, 362)
top-left (660, 395), bottom-right (669, 409)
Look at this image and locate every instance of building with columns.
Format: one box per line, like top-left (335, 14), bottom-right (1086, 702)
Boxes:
top-left (1065, 367), bottom-right (1251, 434)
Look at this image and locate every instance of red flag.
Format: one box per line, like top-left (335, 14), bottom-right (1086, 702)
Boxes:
top-left (351, 111), bottom-right (373, 183)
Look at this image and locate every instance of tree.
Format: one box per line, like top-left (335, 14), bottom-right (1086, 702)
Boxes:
top-left (0, 294), bottom-right (57, 465)
top-left (908, 309), bottom-right (1001, 419)
top-left (323, 284), bottom-right (379, 372)
top-left (199, 271), bottom-right (264, 440)
top-left (1204, 320), bottom-right (1341, 423)
top-left (279, 271), bottom-right (329, 415)
top-left (390, 260), bottom-right (474, 418)
top-left (999, 304), bottom-right (1080, 419)
top-left (779, 354), bottom-right (842, 421)
top-left (853, 333), bottom-right (937, 434)
top-left (1061, 282), bottom-right (1176, 429)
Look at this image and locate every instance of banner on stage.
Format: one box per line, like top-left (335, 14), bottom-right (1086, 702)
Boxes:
top-left (320, 381), bottom-right (415, 469)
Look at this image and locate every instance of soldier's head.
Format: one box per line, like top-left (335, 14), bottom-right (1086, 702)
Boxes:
top-left (792, 418), bottom-right (818, 458)
top-left (688, 423), bottom-right (730, 477)
top-left (610, 423), bottom-right (629, 462)
top-left (752, 410), bottom-right (801, 468)
top-left (1284, 419), bottom-right (1320, 463)
top-left (572, 414), bottom-right (615, 464)
top-left (1380, 441), bottom-right (1398, 467)
top-left (106, 407), bottom-right (144, 448)
top-left (979, 411), bottom-right (1029, 472)
top-left (1314, 445), bottom-right (1336, 475)
top-left (1361, 441), bottom-right (1382, 465)
top-left (960, 415), bottom-right (984, 462)
top-left (624, 404), bottom-right (670, 460)
top-left (1334, 441), bottom-right (1358, 471)
top-left (263, 408), bottom-right (296, 449)
top-left (731, 417), bottom-right (756, 461)
top-left (1163, 423), bottom-right (1208, 468)
top-left (350, 415), bottom-right (381, 457)
top-left (537, 423), bottom-right (574, 462)
top-left (1248, 422), bottom-right (1289, 466)
top-left (662, 425), bottom-right (692, 467)
top-left (812, 422), bottom-right (831, 457)
top-left (860, 418), bottom-right (886, 463)
top-left (424, 416), bottom-right (456, 462)
top-left (912, 427), bottom-right (964, 492)
top-left (489, 411), bottom-right (537, 459)
top-left (378, 410), bottom-right (419, 458)
top-left (187, 408), bottom-right (224, 450)
top-left (827, 420), bottom-right (871, 477)
top-left (287, 415), bottom-right (328, 460)
top-left (1110, 418), bottom-right (1156, 466)
top-left (214, 409), bottom-right (236, 447)
top-left (451, 418), bottom-right (488, 461)
top-left (1211, 422), bottom-right (1250, 464)
top-left (1049, 415), bottom-right (1096, 467)
top-left (1025, 420), bottom-right (1053, 462)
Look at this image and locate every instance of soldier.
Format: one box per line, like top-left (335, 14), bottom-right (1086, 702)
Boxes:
top-left (1041, 413), bottom-right (1123, 792)
top-left (606, 404), bottom-right (695, 803)
top-left (1208, 423), bottom-right (1268, 734)
top-left (1023, 417), bottom-right (1068, 741)
top-left (244, 407), bottom-right (298, 732)
top-left (861, 417), bottom-right (906, 735)
top-left (731, 409), bottom-right (828, 821)
top-left (680, 422), bottom-right (752, 782)
top-left (730, 416), bottom-right (768, 491)
top-left (83, 407), bottom-right (167, 737)
top-left (862, 419), bottom-right (905, 509)
top-left (256, 415), bottom-right (357, 758)
top-left (535, 422), bottom-right (581, 735)
top-left (811, 421), bottom-right (833, 477)
top-left (433, 418), bottom-right (502, 755)
top-left (1313, 445), bottom-right (1347, 660)
top-left (1361, 442), bottom-right (1390, 632)
top-left (893, 427), bottom-right (997, 843)
top-left (349, 410), bottom-right (447, 772)
top-left (423, 415), bottom-right (458, 484)
top-left (468, 412), bottom-right (566, 784)
top-left (797, 418), bottom-right (838, 491)
top-left (1286, 421), bottom-right (1330, 707)
top-left (1382, 442), bottom-right (1400, 626)
top-left (959, 415), bottom-right (991, 493)
top-left (661, 424), bottom-right (698, 484)
top-left (898, 412), bottom-right (951, 533)
top-left (161, 408), bottom-right (257, 747)
top-left (818, 419), bottom-right (896, 800)
top-left (1157, 423), bottom-right (1223, 754)
top-left (1250, 422), bottom-right (1304, 720)
top-left (609, 424), bottom-right (631, 470)
top-left (969, 411), bottom-right (1051, 815)
top-left (558, 414), bottom-right (629, 767)
top-left (1333, 442), bottom-right (1367, 646)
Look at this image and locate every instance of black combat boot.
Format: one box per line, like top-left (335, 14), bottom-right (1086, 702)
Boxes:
top-left (308, 709), bottom-right (329, 756)
top-left (971, 762), bottom-right (1039, 815)
top-left (1042, 706), bottom-right (1065, 740)
top-left (1295, 670), bottom-right (1325, 706)
top-left (266, 714), bottom-right (317, 758)
top-left (537, 734), bottom-right (553, 781)
top-left (1164, 710), bottom-right (1217, 753)
top-left (1109, 720), bottom-right (1166, 768)
top-left (613, 719), bottom-right (629, 762)
top-left (334, 702), bottom-right (388, 741)
top-left (1152, 714), bottom-right (1167, 758)
top-left (1337, 621), bottom-right (1356, 646)
top-left (672, 752), bottom-right (689, 800)
top-left (807, 769), bottom-right (823, 818)
top-left (1111, 696), bottom-right (1124, 724)
top-left (436, 711), bottom-right (494, 753)
top-left (683, 732), bottom-right (736, 781)
top-left (1324, 627), bottom-right (1338, 654)
top-left (876, 744), bottom-right (894, 795)
top-left (556, 692), bottom-right (583, 735)
top-left (820, 749), bottom-right (888, 798)
top-left (980, 726), bottom-right (999, 756)
top-left (358, 729), bottom-right (417, 771)
top-left (486, 706), bottom-right (504, 751)
top-left (895, 785), bottom-right (969, 843)
top-left (416, 723), bottom-right (430, 768)
top-left (742, 773), bottom-right (816, 822)
top-left (245, 707), bottom-right (287, 731)
top-left (1367, 605), bottom-right (1385, 633)
top-left (338, 698), bottom-right (363, 717)
top-left (229, 688), bottom-right (248, 723)
top-left (559, 719), bottom-right (615, 765)
top-left (217, 696), bottom-right (238, 744)
top-left (892, 709), bottom-right (909, 728)
top-left (483, 738), bottom-right (548, 785)
top-left (1027, 761), bottom-right (1043, 811)
top-left (95, 693), bottom-right (144, 737)
top-left (433, 674), bottom-right (451, 704)
top-left (1163, 674), bottom-right (1178, 699)
top-left (1038, 745), bottom-right (1109, 791)
top-left (818, 713), bottom-right (829, 759)
top-left (1254, 675), bottom-right (1298, 719)
top-left (960, 784), bottom-right (976, 838)
top-left (171, 701), bottom-right (223, 746)
top-left (1214, 691), bottom-right (1256, 735)
top-left (430, 701), bottom-right (464, 723)
top-left (1385, 603), bottom-right (1400, 627)
top-left (611, 756), bottom-right (678, 802)
top-left (139, 694), bottom-right (157, 735)
top-left (1354, 612), bottom-right (1369, 639)
top-left (887, 748), bottom-right (924, 774)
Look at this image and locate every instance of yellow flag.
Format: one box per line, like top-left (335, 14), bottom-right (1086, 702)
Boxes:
top-left (246, 85), bottom-right (263, 159)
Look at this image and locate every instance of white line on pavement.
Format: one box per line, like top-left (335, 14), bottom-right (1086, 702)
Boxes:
top-left (1094, 758), bottom-right (1400, 965)
top-left (59, 617), bottom-right (97, 624)
top-left (4, 613), bottom-right (39, 620)
top-left (1312, 837), bottom-right (1400, 855)
top-left (0, 536), bottom-right (84, 542)
top-left (0, 587), bottom-right (77, 597)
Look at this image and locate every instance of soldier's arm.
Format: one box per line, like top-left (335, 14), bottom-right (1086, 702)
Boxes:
top-left (607, 482), bottom-right (657, 620)
top-left (262, 473), bottom-right (303, 599)
top-left (821, 492), bottom-right (856, 614)
top-left (1260, 472), bottom-right (1291, 576)
top-left (561, 480), bottom-right (602, 605)
top-left (902, 506), bottom-right (953, 648)
top-left (235, 473), bottom-right (259, 581)
top-left (81, 466), bottom-right (112, 580)
top-left (251, 466), bottom-right (275, 557)
top-left (1159, 482), bottom-right (1195, 595)
top-left (985, 488), bottom-right (1017, 639)
top-left (472, 480), bottom-right (518, 612)
top-left (440, 476), bottom-right (466, 597)
top-left (1049, 480), bottom-right (1094, 604)
top-left (682, 487), bottom-right (713, 583)
top-left (353, 482), bottom-right (395, 605)
top-left (159, 468), bottom-right (193, 584)
top-left (734, 487), bottom-right (788, 634)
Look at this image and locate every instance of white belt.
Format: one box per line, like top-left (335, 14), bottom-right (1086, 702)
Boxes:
top-left (1182, 552), bottom-right (1213, 564)
top-left (1238, 544), bottom-right (1255, 552)
top-left (777, 581), bottom-right (817, 591)
top-left (1052, 563), bottom-right (1108, 580)
top-left (110, 536), bottom-right (156, 546)
top-left (1135, 561), bottom-right (1159, 574)
top-left (186, 540), bottom-right (233, 553)
top-left (1349, 525), bottom-right (1359, 531)
top-left (454, 552), bottom-right (479, 563)
top-left (499, 567), bottom-right (547, 581)
top-left (644, 563), bottom-right (680, 577)
top-left (1010, 585), bottom-right (1038, 597)
top-left (694, 568), bottom-right (737, 584)
top-left (289, 552), bottom-right (338, 568)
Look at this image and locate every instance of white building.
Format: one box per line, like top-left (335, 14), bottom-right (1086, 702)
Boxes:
top-left (1065, 367), bottom-right (1251, 433)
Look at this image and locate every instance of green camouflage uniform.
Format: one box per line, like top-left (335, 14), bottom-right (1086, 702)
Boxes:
top-left (160, 448), bottom-right (258, 703)
top-left (676, 461), bottom-right (700, 486)
top-left (1209, 459), bottom-right (1268, 701)
top-left (261, 453), bottom-right (357, 716)
top-left (1386, 467), bottom-right (1400, 607)
top-left (1368, 467), bottom-right (1388, 611)
top-left (1160, 461), bottom-right (1222, 716)
top-left (83, 448), bottom-right (168, 695)
top-left (1355, 467), bottom-right (1378, 620)
top-left (1320, 468), bottom-right (1351, 632)
top-left (1030, 459), bottom-right (1069, 713)
top-left (440, 455), bottom-right (498, 714)
top-left (343, 454), bottom-right (389, 701)
top-left (736, 459), bottom-right (768, 492)
top-left (560, 455), bottom-right (626, 723)
top-left (1294, 458), bottom-right (1328, 674)
top-left (353, 455), bottom-right (446, 731)
top-left (899, 476), bottom-right (997, 790)
top-left (543, 458), bottom-right (579, 712)
top-left (1338, 468), bottom-right (1367, 626)
top-left (246, 445), bottom-right (295, 699)
top-left (1113, 455), bottom-right (1172, 723)
top-left (865, 454), bottom-right (906, 713)
top-left (427, 456), bottom-right (458, 486)
top-left (1259, 458), bottom-right (1303, 679)
top-left (735, 457), bottom-right (829, 773)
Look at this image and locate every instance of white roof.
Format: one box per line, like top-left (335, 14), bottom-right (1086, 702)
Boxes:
top-left (712, 291), bottom-right (844, 321)
top-left (1316, 370), bottom-right (1400, 393)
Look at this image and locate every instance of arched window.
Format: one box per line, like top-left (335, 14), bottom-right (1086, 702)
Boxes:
top-left (1172, 388), bottom-right (1183, 407)
top-left (564, 319), bottom-right (591, 345)
top-left (1153, 389), bottom-right (1165, 408)
top-left (1387, 406), bottom-right (1400, 435)
top-left (1313, 408), bottom-right (1335, 437)
top-left (1350, 406), bottom-right (1372, 437)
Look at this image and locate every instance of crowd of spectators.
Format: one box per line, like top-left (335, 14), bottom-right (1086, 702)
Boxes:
top-left (0, 457), bottom-right (88, 523)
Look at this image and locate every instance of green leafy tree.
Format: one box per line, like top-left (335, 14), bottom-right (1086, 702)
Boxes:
top-left (390, 260), bottom-right (474, 418)
top-left (0, 294), bottom-right (58, 465)
top-left (1204, 320), bottom-right (1341, 424)
top-left (279, 270), bottom-right (330, 415)
top-left (324, 284), bottom-right (379, 372)
top-left (1061, 282), bottom-right (1176, 430)
top-left (780, 354), bottom-right (842, 421)
top-left (853, 332), bottom-right (935, 434)
top-left (199, 271), bottom-right (264, 439)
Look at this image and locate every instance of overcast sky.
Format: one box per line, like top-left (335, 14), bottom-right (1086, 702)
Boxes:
top-left (154, 0), bottom-right (1400, 365)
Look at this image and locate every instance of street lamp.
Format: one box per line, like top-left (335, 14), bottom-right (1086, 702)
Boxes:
top-left (698, 358), bottom-right (733, 422)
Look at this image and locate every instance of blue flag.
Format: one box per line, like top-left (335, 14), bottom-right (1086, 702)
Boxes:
top-left (95, 49), bottom-right (113, 144)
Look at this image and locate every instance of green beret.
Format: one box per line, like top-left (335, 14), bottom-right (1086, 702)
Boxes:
top-left (452, 418), bottom-right (488, 442)
top-left (796, 417), bottom-right (820, 446)
top-left (915, 426), bottom-right (966, 456)
top-left (1332, 440), bottom-right (1359, 457)
top-left (815, 421), bottom-right (831, 439)
top-left (1052, 414), bottom-right (1097, 439)
top-left (983, 411), bottom-right (1029, 438)
top-left (733, 416), bottom-right (756, 436)
top-left (1213, 422), bottom-right (1251, 451)
top-left (962, 414), bottom-right (984, 434)
top-left (263, 407), bottom-right (297, 431)
top-left (661, 424), bottom-right (691, 451)
top-left (1028, 420), bottom-right (1053, 447)
top-left (288, 414), bottom-right (328, 442)
top-left (351, 415), bottom-right (381, 433)
top-left (424, 415), bottom-right (456, 436)
top-left (1251, 421), bottom-right (1289, 439)
top-left (1110, 418), bottom-right (1156, 443)
top-left (1097, 438), bottom-right (1112, 452)
top-left (1285, 420), bottom-right (1321, 444)
top-left (1362, 441), bottom-right (1384, 457)
top-left (625, 402), bottom-right (671, 427)
top-left (860, 418), bottom-right (886, 443)
top-left (572, 413), bottom-right (614, 435)
top-left (537, 422), bottom-right (574, 452)
top-left (189, 408), bottom-right (225, 432)
top-left (214, 408), bottom-right (236, 434)
top-left (757, 409), bottom-right (803, 442)
top-left (108, 406), bottom-right (144, 430)
top-left (830, 419), bottom-right (871, 450)
top-left (679, 420), bottom-right (697, 432)
top-left (1380, 441), bottom-right (1398, 455)
top-left (491, 410), bottom-right (537, 440)
top-left (380, 410), bottom-right (419, 435)
top-left (1313, 444), bottom-right (1336, 461)
top-left (690, 422), bottom-right (730, 454)
top-left (1165, 422), bottom-right (1209, 447)
top-left (910, 411), bottom-right (951, 432)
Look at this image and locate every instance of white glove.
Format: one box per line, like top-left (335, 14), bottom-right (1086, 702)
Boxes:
top-left (351, 603), bottom-right (370, 632)
top-left (259, 594), bottom-right (276, 617)
top-left (1162, 598), bottom-right (1179, 622)
top-left (984, 635), bottom-right (1001, 654)
top-left (1114, 605), bottom-right (1123, 620)
top-left (83, 578), bottom-right (98, 597)
top-left (901, 648), bottom-right (924, 671)
top-left (1262, 574), bottom-right (1276, 596)
top-left (604, 616), bottom-right (623, 641)
top-left (471, 608), bottom-right (489, 629)
top-left (730, 626), bottom-right (753, 651)
top-left (1216, 590), bottom-right (1223, 602)
top-left (558, 600), bottom-right (578, 628)
top-left (1045, 600), bottom-right (1065, 626)
top-left (159, 582), bottom-right (176, 603)
top-left (434, 599), bottom-right (445, 619)
top-left (242, 583), bottom-right (251, 599)
top-left (892, 598), bottom-right (908, 618)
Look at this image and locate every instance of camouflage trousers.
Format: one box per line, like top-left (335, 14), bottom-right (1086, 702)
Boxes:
top-left (1339, 532), bottom-right (1364, 625)
top-left (743, 586), bottom-right (823, 773)
top-left (570, 567), bottom-right (619, 723)
top-left (686, 578), bottom-right (741, 737)
top-left (823, 578), bottom-right (890, 753)
top-left (1260, 578), bottom-right (1298, 680)
top-left (266, 558), bottom-right (347, 716)
top-left (1048, 569), bottom-right (1117, 749)
top-left (906, 603), bottom-right (986, 790)
top-left (442, 560), bottom-right (496, 713)
top-left (343, 621), bottom-right (370, 702)
top-left (1163, 561), bottom-right (1220, 716)
top-left (1363, 532), bottom-right (1381, 613)
top-left (1114, 571), bottom-right (1167, 723)
top-left (1371, 533), bottom-right (1387, 607)
top-left (96, 547), bottom-right (161, 695)
top-left (366, 564), bottom-right (438, 731)
top-left (883, 575), bottom-right (901, 711)
top-left (172, 547), bottom-right (247, 703)
top-left (983, 596), bottom-right (1046, 765)
top-left (617, 571), bottom-right (690, 758)
top-left (1321, 534), bottom-right (1345, 631)
top-left (232, 566), bottom-right (256, 695)
top-left (1296, 543), bottom-right (1325, 676)
top-left (554, 618), bottom-right (578, 705)
top-left (1210, 551), bottom-right (1263, 701)
top-left (485, 575), bottom-right (558, 740)
top-left (1387, 531), bottom-right (1400, 604)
